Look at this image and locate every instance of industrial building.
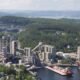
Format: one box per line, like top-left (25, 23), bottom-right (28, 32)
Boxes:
top-left (31, 42), bottom-right (56, 64)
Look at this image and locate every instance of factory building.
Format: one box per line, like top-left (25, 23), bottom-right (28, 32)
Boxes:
top-left (38, 44), bottom-right (56, 63)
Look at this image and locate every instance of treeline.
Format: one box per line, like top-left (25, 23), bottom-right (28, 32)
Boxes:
top-left (0, 16), bottom-right (32, 26)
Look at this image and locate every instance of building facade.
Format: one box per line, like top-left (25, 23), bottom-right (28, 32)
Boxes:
top-left (23, 47), bottom-right (32, 63)
top-left (77, 46), bottom-right (80, 61)
top-left (10, 40), bottom-right (17, 55)
top-left (38, 44), bottom-right (56, 63)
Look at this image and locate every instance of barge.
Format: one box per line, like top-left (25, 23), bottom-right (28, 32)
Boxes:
top-left (46, 66), bottom-right (72, 76)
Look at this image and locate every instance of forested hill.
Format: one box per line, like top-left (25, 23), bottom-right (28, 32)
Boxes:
top-left (0, 16), bottom-right (32, 26)
top-left (0, 16), bottom-right (80, 52)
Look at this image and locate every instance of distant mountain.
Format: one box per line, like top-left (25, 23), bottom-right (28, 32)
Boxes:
top-left (0, 12), bottom-right (9, 16)
top-left (0, 11), bottom-right (80, 19)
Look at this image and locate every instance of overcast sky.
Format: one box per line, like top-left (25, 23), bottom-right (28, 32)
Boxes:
top-left (0, 0), bottom-right (80, 11)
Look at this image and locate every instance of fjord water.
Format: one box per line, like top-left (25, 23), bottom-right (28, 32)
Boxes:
top-left (37, 67), bottom-right (80, 80)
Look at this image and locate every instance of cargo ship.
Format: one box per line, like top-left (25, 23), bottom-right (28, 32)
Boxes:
top-left (46, 66), bottom-right (72, 76)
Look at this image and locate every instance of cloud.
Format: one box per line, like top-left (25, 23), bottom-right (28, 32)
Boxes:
top-left (0, 0), bottom-right (80, 11)
top-left (30, 0), bottom-right (79, 11)
top-left (0, 0), bottom-right (32, 10)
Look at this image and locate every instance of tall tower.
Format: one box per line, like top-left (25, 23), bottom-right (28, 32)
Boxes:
top-left (24, 47), bottom-right (32, 63)
top-left (77, 46), bottom-right (80, 61)
top-left (0, 36), bottom-right (8, 53)
top-left (10, 40), bottom-right (17, 55)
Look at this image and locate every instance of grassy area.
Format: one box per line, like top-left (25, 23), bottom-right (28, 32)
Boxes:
top-left (0, 65), bottom-right (35, 80)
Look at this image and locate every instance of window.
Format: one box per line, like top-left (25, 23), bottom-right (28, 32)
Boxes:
top-left (46, 47), bottom-right (48, 52)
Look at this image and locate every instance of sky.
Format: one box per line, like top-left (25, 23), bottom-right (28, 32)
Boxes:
top-left (0, 0), bottom-right (80, 11)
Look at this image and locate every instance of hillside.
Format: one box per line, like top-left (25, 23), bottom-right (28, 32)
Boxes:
top-left (0, 16), bottom-right (80, 52)
top-left (16, 17), bottom-right (80, 52)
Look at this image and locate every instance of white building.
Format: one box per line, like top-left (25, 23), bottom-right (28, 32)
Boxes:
top-left (23, 47), bottom-right (32, 63)
top-left (56, 52), bottom-right (64, 56)
top-left (77, 46), bottom-right (80, 61)
top-left (10, 40), bottom-right (17, 55)
top-left (38, 44), bottom-right (56, 63)
top-left (56, 51), bottom-right (77, 59)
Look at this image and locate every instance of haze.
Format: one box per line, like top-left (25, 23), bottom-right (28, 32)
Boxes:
top-left (0, 0), bottom-right (80, 11)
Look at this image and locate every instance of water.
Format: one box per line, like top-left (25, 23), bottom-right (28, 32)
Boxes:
top-left (37, 67), bottom-right (80, 80)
